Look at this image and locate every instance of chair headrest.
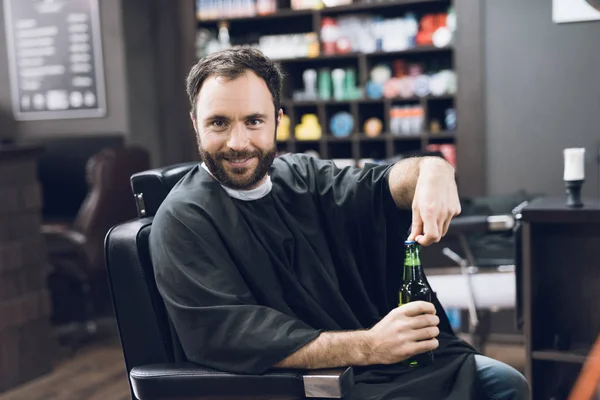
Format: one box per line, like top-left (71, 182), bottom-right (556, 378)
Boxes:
top-left (130, 162), bottom-right (198, 217)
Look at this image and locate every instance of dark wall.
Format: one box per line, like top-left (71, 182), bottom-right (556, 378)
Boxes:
top-left (121, 0), bottom-right (199, 167)
top-left (485, 0), bottom-right (600, 199)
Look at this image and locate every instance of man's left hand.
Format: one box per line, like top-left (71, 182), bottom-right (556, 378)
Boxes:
top-left (407, 158), bottom-right (461, 246)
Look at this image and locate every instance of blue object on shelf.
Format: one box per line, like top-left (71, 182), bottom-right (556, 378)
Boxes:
top-left (330, 112), bottom-right (354, 137)
top-left (366, 81), bottom-right (383, 99)
top-left (445, 108), bottom-right (457, 131)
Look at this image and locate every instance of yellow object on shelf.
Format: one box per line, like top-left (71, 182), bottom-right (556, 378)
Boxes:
top-left (277, 114), bottom-right (291, 141)
top-left (307, 33), bottom-right (320, 58)
top-left (295, 114), bottom-right (322, 140)
top-left (364, 117), bottom-right (383, 137)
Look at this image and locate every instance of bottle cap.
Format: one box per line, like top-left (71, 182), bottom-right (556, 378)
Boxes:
top-left (404, 240), bottom-right (416, 245)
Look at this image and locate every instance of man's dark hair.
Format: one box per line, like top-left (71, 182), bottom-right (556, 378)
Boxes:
top-left (186, 47), bottom-right (284, 120)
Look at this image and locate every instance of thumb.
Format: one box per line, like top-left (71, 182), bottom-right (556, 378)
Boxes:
top-left (407, 209), bottom-right (423, 241)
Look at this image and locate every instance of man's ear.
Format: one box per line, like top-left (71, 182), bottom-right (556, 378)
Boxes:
top-left (190, 112), bottom-right (198, 133)
top-left (277, 108), bottom-right (283, 126)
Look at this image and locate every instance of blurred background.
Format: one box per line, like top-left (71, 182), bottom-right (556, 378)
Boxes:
top-left (0, 0), bottom-right (599, 399)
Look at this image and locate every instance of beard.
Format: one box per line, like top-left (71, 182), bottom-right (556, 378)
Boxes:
top-left (198, 138), bottom-right (277, 190)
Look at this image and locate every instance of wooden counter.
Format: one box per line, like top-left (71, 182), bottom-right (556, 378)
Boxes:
top-left (0, 144), bottom-right (55, 393)
top-left (521, 197), bottom-right (600, 399)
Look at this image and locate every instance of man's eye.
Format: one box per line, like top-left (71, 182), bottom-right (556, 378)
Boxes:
top-left (212, 120), bottom-right (226, 128)
top-left (249, 119), bottom-right (263, 126)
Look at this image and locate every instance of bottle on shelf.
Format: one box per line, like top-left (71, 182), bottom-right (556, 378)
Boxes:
top-left (399, 240), bottom-right (435, 368)
top-left (390, 106), bottom-right (423, 136)
top-left (218, 21), bottom-right (231, 49)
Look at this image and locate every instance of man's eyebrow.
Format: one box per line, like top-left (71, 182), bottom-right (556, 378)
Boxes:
top-left (203, 114), bottom-right (229, 121)
top-left (245, 113), bottom-right (269, 120)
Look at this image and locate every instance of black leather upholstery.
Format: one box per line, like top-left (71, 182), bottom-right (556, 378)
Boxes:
top-left (105, 162), bottom-right (352, 399)
top-left (130, 162), bottom-right (197, 217)
top-left (106, 219), bottom-right (175, 371)
top-left (130, 363), bottom-right (305, 400)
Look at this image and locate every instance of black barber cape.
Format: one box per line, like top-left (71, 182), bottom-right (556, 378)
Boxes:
top-left (150, 153), bottom-right (482, 400)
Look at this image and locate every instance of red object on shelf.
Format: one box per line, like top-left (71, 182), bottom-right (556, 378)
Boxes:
top-left (336, 37), bottom-right (352, 54)
top-left (416, 13), bottom-right (447, 46)
top-left (426, 144), bottom-right (456, 168)
top-left (416, 14), bottom-right (435, 46)
top-left (321, 17), bottom-right (338, 55)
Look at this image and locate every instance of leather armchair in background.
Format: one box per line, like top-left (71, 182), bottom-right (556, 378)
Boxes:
top-left (43, 146), bottom-right (150, 339)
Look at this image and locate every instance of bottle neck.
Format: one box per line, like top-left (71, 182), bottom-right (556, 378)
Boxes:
top-left (404, 246), bottom-right (425, 281)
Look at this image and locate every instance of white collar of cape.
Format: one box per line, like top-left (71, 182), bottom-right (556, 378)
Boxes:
top-left (201, 162), bottom-right (272, 201)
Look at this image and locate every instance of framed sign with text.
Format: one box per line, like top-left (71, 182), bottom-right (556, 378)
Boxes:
top-left (3, 0), bottom-right (106, 121)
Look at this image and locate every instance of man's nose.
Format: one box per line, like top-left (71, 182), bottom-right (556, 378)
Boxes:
top-left (227, 124), bottom-right (249, 151)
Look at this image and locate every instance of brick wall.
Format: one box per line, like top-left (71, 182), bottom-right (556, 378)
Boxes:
top-left (0, 146), bottom-right (55, 393)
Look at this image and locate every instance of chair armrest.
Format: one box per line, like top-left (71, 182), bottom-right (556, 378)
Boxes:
top-left (42, 224), bottom-right (87, 248)
top-left (129, 362), bottom-right (354, 400)
top-left (448, 215), bottom-right (515, 235)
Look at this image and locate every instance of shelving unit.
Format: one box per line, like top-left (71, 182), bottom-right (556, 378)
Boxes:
top-left (521, 198), bottom-right (600, 399)
top-left (531, 349), bottom-right (589, 364)
top-left (278, 95), bottom-right (455, 160)
top-left (195, 0), bottom-right (457, 164)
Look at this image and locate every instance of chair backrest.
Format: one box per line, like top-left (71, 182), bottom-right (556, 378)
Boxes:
top-left (104, 162), bottom-right (198, 395)
top-left (74, 146), bottom-right (150, 277)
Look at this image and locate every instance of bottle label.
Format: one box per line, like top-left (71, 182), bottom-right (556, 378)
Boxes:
top-left (404, 258), bottom-right (420, 267)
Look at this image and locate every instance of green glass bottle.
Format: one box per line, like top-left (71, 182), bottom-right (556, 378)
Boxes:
top-left (399, 240), bottom-right (435, 368)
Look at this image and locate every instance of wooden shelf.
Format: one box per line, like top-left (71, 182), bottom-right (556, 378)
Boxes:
top-left (531, 348), bottom-right (591, 364)
top-left (324, 135), bottom-right (354, 142)
top-left (357, 134), bottom-right (388, 141)
top-left (320, 0), bottom-right (448, 14)
top-left (274, 53), bottom-right (361, 63)
top-left (197, 9), bottom-right (314, 25)
top-left (389, 134), bottom-right (424, 141)
top-left (197, 0), bottom-right (448, 25)
top-left (274, 46), bottom-right (451, 63)
top-left (282, 95), bottom-right (455, 106)
top-left (279, 132), bottom-right (452, 143)
top-left (366, 45), bottom-right (453, 57)
top-left (426, 131), bottom-right (455, 139)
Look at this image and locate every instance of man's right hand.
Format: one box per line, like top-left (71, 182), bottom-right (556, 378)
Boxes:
top-left (365, 301), bottom-right (440, 365)
top-left (273, 301), bottom-right (440, 370)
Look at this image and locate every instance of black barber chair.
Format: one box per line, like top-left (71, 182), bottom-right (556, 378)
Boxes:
top-left (104, 162), bottom-right (354, 400)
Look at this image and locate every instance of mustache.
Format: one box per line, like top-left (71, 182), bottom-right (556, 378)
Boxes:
top-left (216, 150), bottom-right (261, 160)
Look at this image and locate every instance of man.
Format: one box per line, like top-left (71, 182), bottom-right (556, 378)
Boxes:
top-left (150, 48), bottom-right (529, 399)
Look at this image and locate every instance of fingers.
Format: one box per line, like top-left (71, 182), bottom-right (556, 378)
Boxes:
top-left (398, 301), bottom-right (436, 317)
top-left (407, 210), bottom-right (423, 241)
top-left (406, 314), bottom-right (440, 330)
top-left (416, 205), bottom-right (440, 246)
top-left (412, 338), bottom-right (439, 354)
top-left (441, 215), bottom-right (451, 237)
top-left (416, 211), bottom-right (457, 244)
top-left (410, 326), bottom-right (440, 342)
